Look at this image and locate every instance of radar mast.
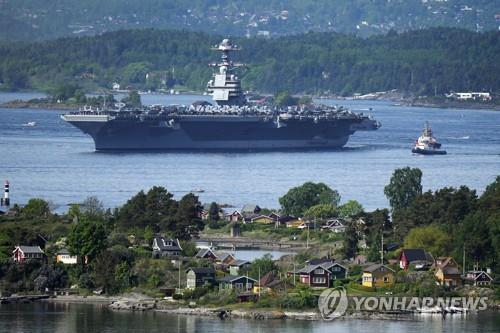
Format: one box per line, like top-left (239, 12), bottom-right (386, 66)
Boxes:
top-left (207, 39), bottom-right (245, 106)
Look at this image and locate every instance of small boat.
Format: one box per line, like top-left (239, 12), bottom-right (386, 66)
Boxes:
top-left (22, 121), bottom-right (37, 127)
top-left (412, 122), bottom-right (447, 155)
top-left (191, 188), bottom-right (205, 193)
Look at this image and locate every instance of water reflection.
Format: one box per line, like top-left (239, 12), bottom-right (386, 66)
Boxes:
top-left (1, 303), bottom-right (499, 333)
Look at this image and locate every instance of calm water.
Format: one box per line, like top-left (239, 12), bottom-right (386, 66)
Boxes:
top-left (0, 303), bottom-right (499, 333)
top-left (0, 92), bottom-right (499, 211)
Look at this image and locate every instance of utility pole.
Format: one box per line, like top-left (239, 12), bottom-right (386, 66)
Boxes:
top-left (306, 223), bottom-right (310, 249)
top-left (258, 266), bottom-right (261, 300)
top-left (380, 232), bottom-right (384, 264)
top-left (178, 260), bottom-right (181, 290)
top-left (462, 247), bottom-right (466, 276)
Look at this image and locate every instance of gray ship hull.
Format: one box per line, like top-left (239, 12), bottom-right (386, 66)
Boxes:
top-left (64, 116), bottom-right (372, 151)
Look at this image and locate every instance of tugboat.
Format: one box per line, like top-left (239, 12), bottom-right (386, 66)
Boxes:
top-left (412, 122), bottom-right (447, 155)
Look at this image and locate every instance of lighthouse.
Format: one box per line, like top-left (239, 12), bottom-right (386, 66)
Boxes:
top-left (1, 180), bottom-right (10, 206)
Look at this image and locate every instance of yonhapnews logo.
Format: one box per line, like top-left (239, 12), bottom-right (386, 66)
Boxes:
top-left (318, 286), bottom-right (348, 320)
top-left (318, 288), bottom-right (489, 320)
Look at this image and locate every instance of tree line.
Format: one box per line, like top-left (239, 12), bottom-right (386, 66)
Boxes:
top-left (0, 27), bottom-right (498, 96)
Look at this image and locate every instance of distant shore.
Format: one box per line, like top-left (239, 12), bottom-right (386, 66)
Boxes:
top-left (0, 100), bottom-right (78, 110)
top-left (1, 91), bottom-right (499, 111)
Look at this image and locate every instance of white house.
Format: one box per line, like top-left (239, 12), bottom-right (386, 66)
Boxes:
top-left (56, 248), bottom-right (78, 265)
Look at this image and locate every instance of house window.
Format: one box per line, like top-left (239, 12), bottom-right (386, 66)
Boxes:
top-left (383, 276), bottom-right (389, 283)
top-left (234, 282), bottom-right (243, 290)
top-left (331, 267), bottom-right (340, 272)
top-left (314, 269), bottom-right (325, 274)
top-left (312, 277), bottom-right (326, 284)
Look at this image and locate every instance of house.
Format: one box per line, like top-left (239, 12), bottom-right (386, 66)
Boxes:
top-left (268, 212), bottom-right (281, 221)
top-left (152, 237), bottom-right (182, 257)
top-left (434, 257), bottom-right (462, 287)
top-left (385, 243), bottom-right (400, 252)
top-left (112, 82), bottom-right (121, 90)
top-left (201, 204), bottom-right (223, 221)
top-left (353, 254), bottom-right (368, 265)
top-left (195, 248), bottom-right (217, 260)
top-left (222, 209), bottom-right (243, 222)
top-left (465, 271), bottom-right (493, 286)
top-left (55, 248), bottom-right (78, 265)
top-left (243, 213), bottom-right (260, 223)
top-left (229, 259), bottom-right (251, 275)
top-left (306, 258), bottom-right (335, 265)
top-left (399, 249), bottom-right (434, 270)
top-left (275, 215), bottom-right (294, 227)
top-left (250, 215), bottom-right (275, 224)
top-left (214, 251), bottom-right (237, 265)
top-left (186, 267), bottom-right (216, 289)
top-left (12, 245), bottom-right (45, 263)
top-left (218, 275), bottom-right (257, 292)
top-left (285, 219), bottom-right (304, 228)
top-left (362, 264), bottom-right (395, 288)
top-left (294, 261), bottom-right (348, 288)
top-left (253, 271), bottom-right (292, 295)
top-left (321, 219), bottom-right (347, 233)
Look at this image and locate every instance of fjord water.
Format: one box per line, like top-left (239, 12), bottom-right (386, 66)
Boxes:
top-left (0, 93), bottom-right (499, 211)
top-left (1, 303), bottom-right (499, 333)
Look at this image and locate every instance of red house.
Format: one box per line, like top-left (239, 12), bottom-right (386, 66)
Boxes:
top-left (12, 245), bottom-right (45, 263)
top-left (399, 248), bottom-right (434, 270)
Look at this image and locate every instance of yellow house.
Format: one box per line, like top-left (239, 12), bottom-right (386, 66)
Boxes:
top-left (362, 264), bottom-right (395, 288)
top-left (251, 215), bottom-right (275, 224)
top-left (434, 257), bottom-right (462, 287)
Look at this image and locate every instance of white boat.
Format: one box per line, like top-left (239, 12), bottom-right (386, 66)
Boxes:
top-left (412, 122), bottom-right (446, 155)
top-left (22, 121), bottom-right (37, 127)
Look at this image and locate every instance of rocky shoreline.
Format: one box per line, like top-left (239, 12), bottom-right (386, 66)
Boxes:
top-left (37, 294), bottom-right (429, 321)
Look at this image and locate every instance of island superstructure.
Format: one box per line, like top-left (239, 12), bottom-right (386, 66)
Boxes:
top-left (61, 39), bottom-right (380, 151)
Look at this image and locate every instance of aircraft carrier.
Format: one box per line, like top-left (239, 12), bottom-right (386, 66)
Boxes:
top-left (61, 39), bottom-right (380, 151)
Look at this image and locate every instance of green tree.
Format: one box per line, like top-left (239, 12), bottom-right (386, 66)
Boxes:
top-left (393, 186), bottom-right (477, 237)
top-left (67, 219), bottom-right (108, 265)
top-left (303, 204), bottom-right (337, 220)
top-left (208, 202), bottom-right (220, 221)
top-left (122, 90), bottom-right (142, 108)
top-left (117, 186), bottom-right (176, 231)
top-left (80, 196), bottom-right (105, 220)
top-left (21, 198), bottom-right (51, 221)
top-left (342, 224), bottom-right (358, 259)
top-left (275, 91), bottom-right (299, 106)
top-left (298, 96), bottom-right (313, 105)
top-left (404, 225), bottom-right (451, 257)
top-left (338, 200), bottom-right (364, 218)
top-left (117, 190), bottom-right (148, 229)
top-left (67, 204), bottom-right (81, 223)
top-left (478, 176), bottom-right (500, 216)
top-left (144, 225), bottom-right (154, 244)
top-left (384, 167), bottom-right (423, 212)
top-left (279, 182), bottom-right (341, 217)
top-left (248, 254), bottom-right (277, 279)
top-left (457, 211), bottom-right (493, 269)
top-left (169, 193), bottom-right (204, 240)
top-left (180, 240), bottom-right (198, 257)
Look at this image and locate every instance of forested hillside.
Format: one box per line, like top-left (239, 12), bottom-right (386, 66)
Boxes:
top-left (1, 0), bottom-right (499, 41)
top-left (0, 28), bottom-right (498, 96)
